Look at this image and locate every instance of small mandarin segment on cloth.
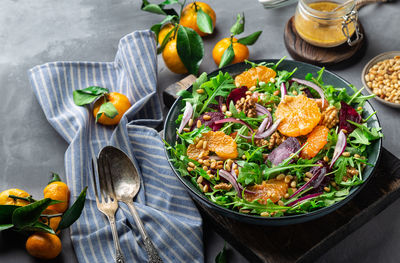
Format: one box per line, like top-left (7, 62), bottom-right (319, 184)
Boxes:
top-left (25, 232), bottom-right (62, 260)
top-left (180, 2), bottom-right (216, 37)
top-left (0, 188), bottom-right (30, 206)
top-left (167, 57), bottom-right (383, 217)
top-left (300, 125), bottom-right (329, 159)
top-left (234, 66), bottom-right (277, 88)
top-left (275, 94), bottom-right (321, 137)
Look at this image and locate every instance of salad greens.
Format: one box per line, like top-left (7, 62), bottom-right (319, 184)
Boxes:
top-left (165, 59), bottom-right (383, 217)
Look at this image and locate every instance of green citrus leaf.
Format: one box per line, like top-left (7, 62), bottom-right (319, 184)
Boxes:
top-left (160, 0), bottom-right (180, 5)
top-left (0, 205), bottom-right (19, 224)
top-left (176, 26), bottom-right (204, 75)
top-left (196, 8), bottom-right (213, 34)
top-left (215, 243), bottom-right (228, 263)
top-left (141, 3), bottom-right (167, 15)
top-left (73, 86), bottom-right (108, 106)
top-left (151, 15), bottom-right (178, 40)
top-left (230, 13), bottom-right (245, 36)
top-left (219, 43), bottom-right (235, 68)
top-left (157, 28), bottom-right (174, 54)
top-left (96, 102), bottom-right (118, 122)
top-left (0, 224), bottom-right (13, 232)
top-left (237, 31), bottom-right (262, 46)
top-left (12, 198), bottom-right (52, 229)
top-left (57, 187), bottom-right (87, 231)
top-left (20, 221), bottom-right (55, 234)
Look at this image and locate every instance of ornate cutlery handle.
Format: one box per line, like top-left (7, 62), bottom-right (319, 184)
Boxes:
top-left (127, 202), bottom-right (163, 263)
top-left (108, 215), bottom-right (126, 263)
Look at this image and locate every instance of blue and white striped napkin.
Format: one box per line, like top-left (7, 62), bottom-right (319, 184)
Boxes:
top-left (28, 30), bottom-right (203, 263)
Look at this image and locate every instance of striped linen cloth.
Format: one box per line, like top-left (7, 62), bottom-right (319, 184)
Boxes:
top-left (28, 30), bottom-right (203, 263)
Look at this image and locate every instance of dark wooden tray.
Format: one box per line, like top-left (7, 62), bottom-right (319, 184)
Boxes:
top-left (197, 148), bottom-right (400, 262)
top-left (163, 77), bottom-right (400, 262)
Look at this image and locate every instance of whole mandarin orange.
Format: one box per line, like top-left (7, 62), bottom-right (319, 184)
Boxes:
top-left (212, 37), bottom-right (249, 67)
top-left (93, 92), bottom-right (131, 126)
top-left (26, 232), bottom-right (62, 260)
top-left (158, 23), bottom-right (175, 45)
top-left (162, 38), bottom-right (188, 74)
top-left (0, 188), bottom-right (30, 206)
top-left (180, 2), bottom-right (216, 37)
top-left (43, 181), bottom-right (70, 213)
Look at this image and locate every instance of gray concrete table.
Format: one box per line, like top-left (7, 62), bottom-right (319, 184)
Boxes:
top-left (0, 0), bottom-right (399, 262)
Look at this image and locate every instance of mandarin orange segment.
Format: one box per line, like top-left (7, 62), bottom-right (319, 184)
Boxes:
top-left (204, 131), bottom-right (238, 159)
top-left (187, 144), bottom-right (209, 160)
top-left (244, 179), bottom-right (288, 204)
top-left (300, 125), bottom-right (329, 159)
top-left (275, 95), bottom-right (321, 137)
top-left (234, 66), bottom-right (277, 88)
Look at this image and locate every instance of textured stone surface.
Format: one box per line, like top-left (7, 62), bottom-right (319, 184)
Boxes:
top-left (0, 0), bottom-right (399, 262)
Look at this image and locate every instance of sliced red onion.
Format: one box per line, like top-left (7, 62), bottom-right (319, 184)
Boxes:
top-left (289, 162), bottom-right (327, 198)
top-left (287, 192), bottom-right (322, 207)
top-left (330, 130), bottom-right (347, 169)
top-left (177, 101), bottom-right (193, 135)
top-left (219, 169), bottom-right (242, 197)
top-left (292, 78), bottom-right (325, 108)
top-left (214, 118), bottom-right (254, 133)
top-left (239, 119), bottom-right (281, 140)
top-left (255, 103), bottom-right (272, 122)
top-left (280, 82), bottom-right (287, 100)
top-left (257, 117), bottom-right (271, 135)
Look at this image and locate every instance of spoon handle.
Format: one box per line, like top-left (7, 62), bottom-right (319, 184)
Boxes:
top-left (127, 202), bottom-right (164, 263)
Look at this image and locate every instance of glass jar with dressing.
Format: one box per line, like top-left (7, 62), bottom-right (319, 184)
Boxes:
top-left (294, 0), bottom-right (363, 48)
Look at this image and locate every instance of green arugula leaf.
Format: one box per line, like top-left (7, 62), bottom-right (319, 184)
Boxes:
top-left (57, 187), bottom-right (87, 231)
top-left (177, 72), bottom-right (208, 118)
top-left (196, 8), bottom-right (213, 34)
top-left (176, 26), bottom-right (204, 75)
top-left (230, 13), bottom-right (245, 36)
top-left (96, 102), bottom-right (118, 122)
top-left (198, 72), bottom-right (236, 114)
top-left (218, 43), bottom-right (235, 68)
top-left (12, 198), bottom-right (52, 229)
top-left (348, 120), bottom-right (383, 141)
top-left (237, 162), bottom-right (263, 186)
top-left (215, 244), bottom-right (228, 263)
top-left (237, 31), bottom-right (262, 45)
top-left (73, 86), bottom-right (109, 106)
top-left (334, 156), bottom-right (348, 184)
top-left (348, 128), bottom-right (370, 145)
top-left (177, 125), bottom-right (211, 144)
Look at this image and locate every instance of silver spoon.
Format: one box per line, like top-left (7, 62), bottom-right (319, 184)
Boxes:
top-left (100, 146), bottom-right (163, 263)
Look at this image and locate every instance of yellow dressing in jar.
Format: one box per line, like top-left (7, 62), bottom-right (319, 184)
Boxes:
top-left (294, 0), bottom-right (357, 48)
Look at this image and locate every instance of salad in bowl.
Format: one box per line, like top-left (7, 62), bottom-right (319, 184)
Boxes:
top-left (164, 58), bottom-right (383, 219)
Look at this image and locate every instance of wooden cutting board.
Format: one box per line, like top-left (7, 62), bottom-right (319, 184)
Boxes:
top-left (163, 78), bottom-right (400, 262)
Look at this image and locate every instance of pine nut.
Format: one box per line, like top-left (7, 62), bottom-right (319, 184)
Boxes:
top-left (196, 120), bottom-right (202, 128)
top-left (196, 89), bottom-right (204, 94)
top-left (188, 162), bottom-right (195, 168)
top-left (196, 140), bottom-right (204, 149)
top-left (225, 111), bottom-right (232, 117)
top-left (188, 118), bottom-right (193, 127)
top-left (203, 140), bottom-right (207, 149)
top-left (203, 115), bottom-right (211, 121)
top-left (342, 152), bottom-right (351, 157)
top-left (276, 174), bottom-right (285, 180)
top-left (197, 176), bottom-right (203, 184)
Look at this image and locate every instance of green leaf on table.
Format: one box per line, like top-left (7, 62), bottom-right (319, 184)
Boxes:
top-left (0, 205), bottom-right (19, 224)
top-left (230, 13), bottom-right (245, 36)
top-left (57, 187), bottom-right (87, 231)
top-left (218, 43), bottom-right (235, 68)
top-left (96, 102), bottom-right (118, 122)
top-left (20, 221), bottom-right (55, 235)
top-left (196, 8), bottom-right (213, 34)
top-left (12, 198), bottom-right (52, 229)
top-left (176, 26), bottom-right (204, 75)
top-left (215, 243), bottom-right (228, 263)
top-left (73, 86), bottom-right (109, 106)
top-left (237, 31), bottom-right (262, 45)
top-left (0, 224), bottom-right (14, 232)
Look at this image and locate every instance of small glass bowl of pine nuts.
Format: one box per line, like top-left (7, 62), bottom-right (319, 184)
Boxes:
top-left (362, 51), bottom-right (400, 109)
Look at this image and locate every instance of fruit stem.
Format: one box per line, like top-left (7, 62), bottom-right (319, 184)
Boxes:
top-left (48, 172), bottom-right (62, 185)
top-left (8, 195), bottom-right (36, 203)
top-left (40, 213), bottom-right (63, 218)
top-left (193, 1), bottom-right (198, 11)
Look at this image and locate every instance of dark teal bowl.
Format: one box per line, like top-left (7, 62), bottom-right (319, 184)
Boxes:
top-left (163, 59), bottom-right (382, 226)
